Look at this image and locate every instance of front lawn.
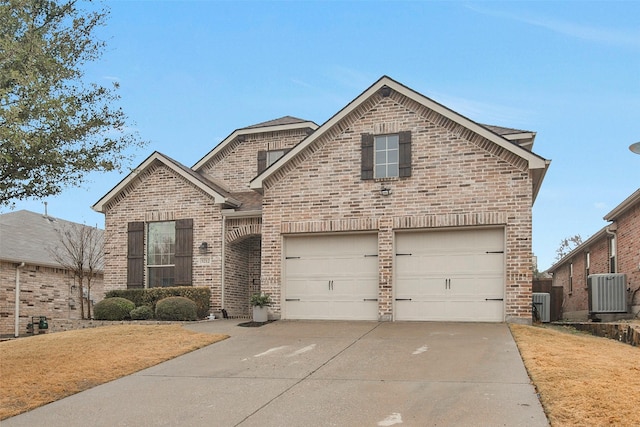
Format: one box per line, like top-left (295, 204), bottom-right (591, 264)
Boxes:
top-left (0, 324), bottom-right (227, 420)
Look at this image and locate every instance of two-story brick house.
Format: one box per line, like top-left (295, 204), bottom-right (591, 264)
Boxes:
top-left (93, 76), bottom-right (550, 323)
top-left (549, 188), bottom-right (640, 320)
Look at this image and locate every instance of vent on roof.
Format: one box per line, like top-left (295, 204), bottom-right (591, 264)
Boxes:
top-left (588, 274), bottom-right (627, 313)
top-left (532, 292), bottom-right (551, 323)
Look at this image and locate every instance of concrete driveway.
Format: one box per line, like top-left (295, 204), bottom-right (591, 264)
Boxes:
top-left (4, 320), bottom-right (548, 427)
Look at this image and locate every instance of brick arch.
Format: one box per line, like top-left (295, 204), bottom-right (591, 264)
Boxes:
top-left (226, 223), bottom-right (262, 244)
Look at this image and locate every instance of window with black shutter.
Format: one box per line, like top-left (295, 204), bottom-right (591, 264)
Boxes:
top-left (361, 131), bottom-right (411, 180)
top-left (257, 149), bottom-right (291, 174)
top-left (174, 219), bottom-right (193, 285)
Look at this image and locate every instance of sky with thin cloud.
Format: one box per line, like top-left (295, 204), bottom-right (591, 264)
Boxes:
top-left (5, 1), bottom-right (639, 270)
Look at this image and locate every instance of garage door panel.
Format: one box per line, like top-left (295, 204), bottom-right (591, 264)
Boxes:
top-left (396, 228), bottom-right (505, 322)
top-left (284, 234), bottom-right (378, 320)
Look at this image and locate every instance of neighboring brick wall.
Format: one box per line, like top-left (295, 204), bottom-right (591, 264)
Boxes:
top-left (0, 261), bottom-right (104, 337)
top-left (199, 128), bottom-right (310, 192)
top-left (552, 198), bottom-right (640, 320)
top-left (616, 202), bottom-right (640, 310)
top-left (102, 161), bottom-right (222, 312)
top-left (261, 91), bottom-right (535, 323)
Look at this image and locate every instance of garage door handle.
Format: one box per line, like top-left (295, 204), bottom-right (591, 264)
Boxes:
top-left (285, 298), bottom-right (301, 301)
top-left (363, 298), bottom-right (378, 301)
top-left (486, 251), bottom-right (504, 254)
top-left (485, 298), bottom-right (504, 301)
top-left (395, 298), bottom-right (412, 301)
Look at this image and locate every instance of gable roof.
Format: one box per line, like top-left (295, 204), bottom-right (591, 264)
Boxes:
top-left (92, 151), bottom-right (240, 213)
top-left (192, 116), bottom-right (318, 172)
top-left (250, 76), bottom-right (550, 202)
top-left (0, 210), bottom-right (104, 269)
top-left (547, 226), bottom-right (609, 272)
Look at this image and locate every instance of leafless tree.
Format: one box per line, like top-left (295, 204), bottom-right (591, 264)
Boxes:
top-left (555, 234), bottom-right (583, 262)
top-left (49, 222), bottom-right (104, 319)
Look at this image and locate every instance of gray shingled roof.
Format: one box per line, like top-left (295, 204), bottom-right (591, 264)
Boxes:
top-left (0, 210), bottom-right (104, 269)
top-left (243, 116), bottom-right (311, 129)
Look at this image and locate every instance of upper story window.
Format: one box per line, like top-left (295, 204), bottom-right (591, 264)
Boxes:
top-left (374, 135), bottom-right (399, 178)
top-left (257, 149), bottom-right (290, 174)
top-left (361, 131), bottom-right (411, 180)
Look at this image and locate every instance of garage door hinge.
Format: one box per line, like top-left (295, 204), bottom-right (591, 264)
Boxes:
top-left (485, 251), bottom-right (504, 254)
top-left (285, 256), bottom-right (301, 259)
top-left (396, 253), bottom-right (412, 256)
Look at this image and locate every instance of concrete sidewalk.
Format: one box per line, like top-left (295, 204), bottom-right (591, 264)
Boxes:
top-left (3, 320), bottom-right (548, 426)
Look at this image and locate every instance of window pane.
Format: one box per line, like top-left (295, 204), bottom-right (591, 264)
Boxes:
top-left (148, 221), bottom-right (175, 266)
top-left (375, 138), bottom-right (386, 150)
top-left (375, 165), bottom-right (387, 178)
top-left (388, 149), bottom-right (398, 163)
top-left (267, 150), bottom-right (285, 167)
top-left (387, 134), bottom-right (399, 146)
top-left (375, 150), bottom-right (386, 163)
top-left (388, 163), bottom-right (399, 177)
top-left (148, 266), bottom-right (174, 288)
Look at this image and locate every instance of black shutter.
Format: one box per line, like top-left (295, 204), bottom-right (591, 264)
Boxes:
top-left (399, 131), bottom-right (412, 177)
top-left (174, 219), bottom-right (193, 286)
top-left (127, 222), bottom-right (144, 289)
top-left (257, 150), bottom-right (267, 174)
top-left (361, 133), bottom-right (374, 180)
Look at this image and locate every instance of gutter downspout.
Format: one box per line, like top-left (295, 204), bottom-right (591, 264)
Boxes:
top-left (221, 214), bottom-right (226, 313)
top-left (14, 262), bottom-right (25, 338)
top-left (606, 224), bottom-right (617, 273)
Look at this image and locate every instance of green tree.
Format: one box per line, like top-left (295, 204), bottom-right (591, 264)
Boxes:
top-left (0, 0), bottom-right (145, 206)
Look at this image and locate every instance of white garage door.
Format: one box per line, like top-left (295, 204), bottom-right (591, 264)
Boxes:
top-left (284, 234), bottom-right (378, 320)
top-left (395, 228), bottom-right (504, 322)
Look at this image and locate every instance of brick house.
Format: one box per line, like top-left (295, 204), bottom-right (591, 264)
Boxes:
top-left (93, 76), bottom-right (550, 323)
top-left (0, 210), bottom-right (104, 337)
top-left (548, 188), bottom-right (640, 320)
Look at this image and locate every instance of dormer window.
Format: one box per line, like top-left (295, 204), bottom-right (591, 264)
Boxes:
top-left (257, 149), bottom-right (290, 174)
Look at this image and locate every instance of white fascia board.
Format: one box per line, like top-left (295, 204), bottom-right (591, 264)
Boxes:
top-left (192, 121), bottom-right (318, 171)
top-left (604, 188), bottom-right (640, 221)
top-left (221, 209), bottom-right (262, 218)
top-left (92, 152), bottom-right (229, 212)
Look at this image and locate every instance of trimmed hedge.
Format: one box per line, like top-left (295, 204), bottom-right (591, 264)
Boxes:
top-left (155, 297), bottom-right (197, 321)
top-left (94, 297), bottom-right (135, 321)
top-left (130, 305), bottom-right (154, 320)
top-left (106, 287), bottom-right (210, 319)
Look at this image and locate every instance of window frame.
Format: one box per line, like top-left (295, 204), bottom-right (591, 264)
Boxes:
top-left (374, 134), bottom-right (400, 179)
top-left (147, 221), bottom-right (176, 288)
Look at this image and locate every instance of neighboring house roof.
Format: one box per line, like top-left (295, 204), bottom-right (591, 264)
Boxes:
top-left (0, 210), bottom-right (104, 270)
top-left (250, 76), bottom-right (550, 203)
top-left (192, 117), bottom-right (318, 171)
top-left (547, 226), bottom-right (609, 272)
top-left (548, 187), bottom-right (640, 272)
top-left (92, 151), bottom-right (241, 213)
top-left (604, 188), bottom-right (640, 222)
top-left (481, 124), bottom-right (536, 151)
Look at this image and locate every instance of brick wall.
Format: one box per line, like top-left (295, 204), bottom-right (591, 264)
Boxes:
top-left (103, 161), bottom-right (222, 311)
top-left (200, 128), bottom-right (310, 192)
top-left (224, 235), bottom-right (260, 317)
top-left (0, 261), bottom-right (104, 337)
top-left (616, 202), bottom-right (640, 311)
top-left (261, 91), bottom-right (535, 323)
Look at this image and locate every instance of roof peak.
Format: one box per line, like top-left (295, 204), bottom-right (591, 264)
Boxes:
top-left (243, 116), bottom-right (311, 129)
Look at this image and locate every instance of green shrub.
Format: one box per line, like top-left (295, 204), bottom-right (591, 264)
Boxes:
top-left (155, 297), bottom-right (197, 321)
top-left (130, 305), bottom-right (154, 320)
top-left (106, 287), bottom-right (210, 319)
top-left (94, 297), bottom-right (135, 321)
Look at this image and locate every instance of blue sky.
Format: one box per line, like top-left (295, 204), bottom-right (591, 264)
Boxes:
top-left (4, 1), bottom-right (639, 270)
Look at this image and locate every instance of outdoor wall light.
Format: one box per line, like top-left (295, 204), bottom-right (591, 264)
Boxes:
top-left (199, 242), bottom-right (209, 253)
top-left (380, 186), bottom-right (392, 196)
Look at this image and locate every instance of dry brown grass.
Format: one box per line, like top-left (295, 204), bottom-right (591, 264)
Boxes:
top-left (0, 325), bottom-right (227, 420)
top-left (511, 324), bottom-right (640, 426)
